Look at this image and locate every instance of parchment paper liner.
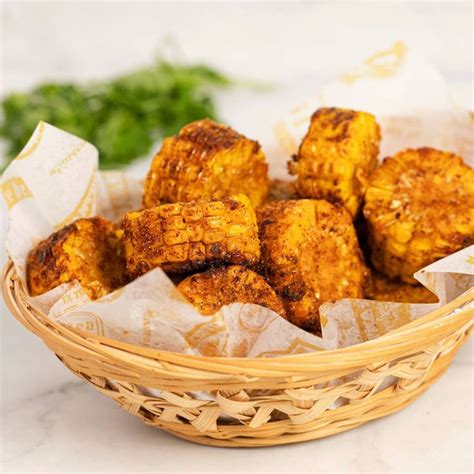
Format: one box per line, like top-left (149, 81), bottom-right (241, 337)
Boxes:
top-left (2, 41), bottom-right (473, 360)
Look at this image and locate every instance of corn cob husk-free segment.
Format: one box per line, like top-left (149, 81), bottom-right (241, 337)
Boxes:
top-left (27, 217), bottom-right (126, 300)
top-left (177, 265), bottom-right (286, 317)
top-left (288, 107), bottom-right (381, 218)
top-left (143, 119), bottom-right (269, 209)
top-left (364, 148), bottom-right (474, 284)
top-left (122, 194), bottom-right (260, 277)
top-left (257, 199), bottom-right (369, 334)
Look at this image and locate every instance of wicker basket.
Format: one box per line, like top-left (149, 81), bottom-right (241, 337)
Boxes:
top-left (3, 261), bottom-right (473, 447)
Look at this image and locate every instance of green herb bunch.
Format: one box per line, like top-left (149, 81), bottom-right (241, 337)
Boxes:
top-left (0, 61), bottom-right (231, 170)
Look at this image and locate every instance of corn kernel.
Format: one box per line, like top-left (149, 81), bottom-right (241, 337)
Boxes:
top-left (27, 217), bottom-right (126, 300)
top-left (178, 265), bottom-right (286, 318)
top-left (288, 108), bottom-right (380, 218)
top-left (364, 148), bottom-right (474, 283)
top-left (122, 194), bottom-right (260, 276)
top-left (257, 199), bottom-right (369, 334)
top-left (143, 119), bottom-right (269, 208)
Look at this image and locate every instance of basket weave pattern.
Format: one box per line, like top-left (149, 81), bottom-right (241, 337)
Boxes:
top-left (3, 262), bottom-right (473, 447)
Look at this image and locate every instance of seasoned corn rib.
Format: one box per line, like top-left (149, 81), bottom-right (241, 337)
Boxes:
top-left (257, 199), bottom-right (369, 333)
top-left (364, 147), bottom-right (474, 283)
top-left (27, 217), bottom-right (126, 300)
top-left (288, 107), bottom-right (380, 218)
top-left (123, 194), bottom-right (260, 277)
top-left (367, 271), bottom-right (438, 304)
top-left (177, 265), bottom-right (286, 317)
top-left (144, 119), bottom-right (269, 208)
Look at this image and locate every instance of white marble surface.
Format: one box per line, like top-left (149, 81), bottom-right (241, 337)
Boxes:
top-left (1, 2), bottom-right (473, 473)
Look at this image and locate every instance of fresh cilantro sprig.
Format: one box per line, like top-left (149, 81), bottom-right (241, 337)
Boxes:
top-left (0, 61), bottom-right (232, 170)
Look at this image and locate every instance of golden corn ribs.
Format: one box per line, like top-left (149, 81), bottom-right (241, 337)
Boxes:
top-left (267, 179), bottom-right (298, 203)
top-left (177, 265), bottom-right (286, 317)
top-left (364, 147), bottom-right (474, 284)
top-left (122, 194), bottom-right (260, 277)
top-left (367, 271), bottom-right (438, 304)
top-left (143, 119), bottom-right (269, 208)
top-left (257, 199), bottom-right (369, 333)
top-left (27, 217), bottom-right (126, 300)
top-left (288, 107), bottom-right (381, 218)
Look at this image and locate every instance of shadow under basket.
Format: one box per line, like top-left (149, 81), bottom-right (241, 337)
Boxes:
top-left (3, 261), bottom-right (473, 448)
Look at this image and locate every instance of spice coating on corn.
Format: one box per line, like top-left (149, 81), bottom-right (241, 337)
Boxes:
top-left (143, 119), bottom-right (269, 209)
top-left (364, 148), bottom-right (474, 284)
top-left (257, 199), bottom-right (369, 334)
top-left (288, 107), bottom-right (380, 218)
top-left (27, 217), bottom-right (126, 300)
top-left (123, 194), bottom-right (260, 277)
top-left (177, 265), bottom-right (286, 317)
top-left (366, 271), bottom-right (438, 304)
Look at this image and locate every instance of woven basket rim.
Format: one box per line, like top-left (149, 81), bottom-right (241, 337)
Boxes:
top-left (3, 260), bottom-right (474, 373)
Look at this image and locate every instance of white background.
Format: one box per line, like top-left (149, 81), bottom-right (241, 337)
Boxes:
top-left (1, 1), bottom-right (473, 473)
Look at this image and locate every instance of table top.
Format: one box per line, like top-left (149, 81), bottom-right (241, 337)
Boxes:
top-left (1, 3), bottom-right (472, 473)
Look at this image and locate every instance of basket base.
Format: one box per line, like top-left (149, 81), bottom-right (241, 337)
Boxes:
top-left (137, 346), bottom-right (457, 448)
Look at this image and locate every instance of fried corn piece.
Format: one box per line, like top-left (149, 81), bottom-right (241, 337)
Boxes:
top-left (364, 148), bottom-right (474, 284)
top-left (27, 217), bottom-right (126, 300)
top-left (143, 119), bottom-right (269, 209)
top-left (267, 179), bottom-right (298, 203)
top-left (177, 265), bottom-right (286, 317)
top-left (123, 194), bottom-right (260, 277)
top-left (288, 107), bottom-right (381, 218)
top-left (367, 271), bottom-right (438, 304)
top-left (257, 199), bottom-right (369, 333)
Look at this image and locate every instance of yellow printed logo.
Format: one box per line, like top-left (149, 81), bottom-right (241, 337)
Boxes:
top-left (143, 309), bottom-right (155, 346)
top-left (49, 141), bottom-right (87, 175)
top-left (61, 311), bottom-right (104, 336)
top-left (256, 338), bottom-right (324, 358)
top-left (1, 176), bottom-right (33, 209)
top-left (185, 314), bottom-right (228, 357)
top-left (60, 287), bottom-right (88, 306)
top-left (15, 121), bottom-right (46, 161)
top-left (53, 171), bottom-right (96, 230)
top-left (238, 306), bottom-right (275, 333)
top-left (342, 41), bottom-right (407, 84)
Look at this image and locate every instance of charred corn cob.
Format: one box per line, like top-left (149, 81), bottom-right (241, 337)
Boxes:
top-left (123, 194), bottom-right (260, 277)
top-left (364, 148), bottom-right (474, 284)
top-left (143, 119), bottom-right (269, 209)
top-left (177, 265), bottom-right (286, 317)
top-left (257, 199), bottom-right (369, 334)
top-left (267, 179), bottom-right (298, 203)
top-left (367, 271), bottom-right (438, 304)
top-left (288, 107), bottom-right (380, 218)
top-left (27, 217), bottom-right (126, 300)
